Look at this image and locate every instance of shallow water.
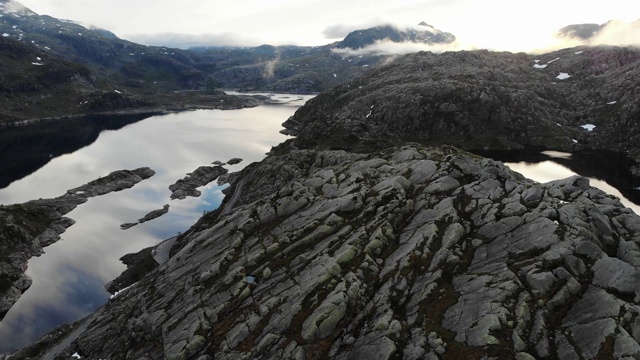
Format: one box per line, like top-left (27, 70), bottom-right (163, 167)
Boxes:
top-left (0, 93), bottom-right (313, 353)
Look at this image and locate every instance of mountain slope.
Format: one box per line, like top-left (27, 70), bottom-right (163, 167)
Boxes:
top-left (0, 36), bottom-right (98, 120)
top-left (0, 0), bottom-right (389, 94)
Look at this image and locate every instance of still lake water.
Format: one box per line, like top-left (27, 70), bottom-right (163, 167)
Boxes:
top-left (0, 94), bottom-right (639, 353)
top-left (0, 93), bottom-right (313, 353)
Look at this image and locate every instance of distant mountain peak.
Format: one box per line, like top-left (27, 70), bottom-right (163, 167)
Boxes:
top-left (336, 23), bottom-right (455, 50)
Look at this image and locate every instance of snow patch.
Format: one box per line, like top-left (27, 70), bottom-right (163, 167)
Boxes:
top-left (580, 124), bottom-right (596, 131)
top-left (333, 73), bottom-right (336, 78)
top-left (72, 353), bottom-right (81, 359)
top-left (533, 64), bottom-right (547, 69)
top-left (114, 90), bottom-right (122, 94)
top-left (36, 57), bottom-right (41, 61)
top-left (31, 62), bottom-right (44, 65)
top-left (548, 57), bottom-right (560, 64)
top-left (607, 101), bottom-right (617, 105)
top-left (556, 72), bottom-right (571, 80)
top-left (110, 283), bottom-right (136, 300)
top-left (534, 59), bottom-right (540, 63)
top-left (575, 51), bottom-right (584, 55)
top-left (2, 33), bottom-right (8, 37)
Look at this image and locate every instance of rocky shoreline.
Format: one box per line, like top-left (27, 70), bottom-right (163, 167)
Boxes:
top-left (0, 168), bottom-right (154, 319)
top-left (0, 92), bottom-right (266, 128)
top-left (23, 144), bottom-right (640, 360)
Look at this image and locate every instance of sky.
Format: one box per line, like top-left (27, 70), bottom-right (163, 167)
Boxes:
top-left (16, 0), bottom-right (640, 52)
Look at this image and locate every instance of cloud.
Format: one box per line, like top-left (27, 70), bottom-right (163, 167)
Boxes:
top-left (525, 20), bottom-right (640, 54)
top-left (322, 19), bottom-right (424, 40)
top-left (590, 20), bottom-right (640, 46)
top-left (262, 54), bottom-right (280, 78)
top-left (331, 39), bottom-right (469, 57)
top-left (125, 32), bottom-right (262, 49)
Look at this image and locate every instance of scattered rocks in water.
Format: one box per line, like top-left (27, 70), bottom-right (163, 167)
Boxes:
top-left (227, 157), bottom-right (243, 165)
top-left (120, 205), bottom-right (170, 230)
top-left (169, 166), bottom-right (228, 200)
top-left (120, 222), bottom-right (138, 230)
top-left (0, 167), bottom-right (154, 319)
top-left (44, 145), bottom-right (640, 359)
top-left (138, 204), bottom-right (170, 224)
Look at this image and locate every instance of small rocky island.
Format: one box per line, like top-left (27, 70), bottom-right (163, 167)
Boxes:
top-left (0, 168), bottom-right (154, 319)
top-left (120, 204), bottom-right (170, 230)
top-left (169, 165), bottom-right (229, 200)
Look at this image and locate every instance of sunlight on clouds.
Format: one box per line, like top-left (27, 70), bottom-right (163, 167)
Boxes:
top-left (17, 0), bottom-right (640, 50)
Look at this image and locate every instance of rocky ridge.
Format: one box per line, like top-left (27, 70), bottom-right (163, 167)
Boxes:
top-left (41, 145), bottom-right (640, 359)
top-left (0, 167), bottom-right (154, 319)
top-left (282, 47), bottom-right (640, 158)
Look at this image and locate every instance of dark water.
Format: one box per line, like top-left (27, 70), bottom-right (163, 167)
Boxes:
top-left (0, 113), bottom-right (160, 190)
top-left (0, 94), bottom-right (313, 353)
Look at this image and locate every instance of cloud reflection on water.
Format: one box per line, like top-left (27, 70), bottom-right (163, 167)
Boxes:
top-left (0, 96), bottom-right (313, 353)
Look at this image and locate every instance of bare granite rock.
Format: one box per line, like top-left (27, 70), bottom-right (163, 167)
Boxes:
top-left (39, 145), bottom-right (640, 359)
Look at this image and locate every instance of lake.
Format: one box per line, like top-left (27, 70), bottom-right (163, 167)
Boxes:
top-left (0, 93), bottom-right (313, 353)
top-left (0, 95), bottom-right (639, 353)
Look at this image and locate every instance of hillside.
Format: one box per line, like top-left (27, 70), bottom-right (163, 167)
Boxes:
top-left (282, 46), bottom-right (640, 159)
top-left (0, 0), bottom-right (391, 96)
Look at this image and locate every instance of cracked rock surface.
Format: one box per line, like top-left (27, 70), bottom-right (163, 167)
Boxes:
top-left (48, 145), bottom-right (640, 359)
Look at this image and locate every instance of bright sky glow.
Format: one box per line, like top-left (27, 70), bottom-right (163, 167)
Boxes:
top-left (16, 0), bottom-right (640, 51)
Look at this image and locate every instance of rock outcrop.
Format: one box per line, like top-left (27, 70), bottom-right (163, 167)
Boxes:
top-left (0, 167), bottom-right (154, 319)
top-left (282, 47), bottom-right (640, 158)
top-left (44, 145), bottom-right (640, 359)
top-left (169, 166), bottom-right (228, 200)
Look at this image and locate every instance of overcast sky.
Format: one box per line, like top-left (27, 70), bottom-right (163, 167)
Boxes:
top-left (17, 0), bottom-right (640, 51)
